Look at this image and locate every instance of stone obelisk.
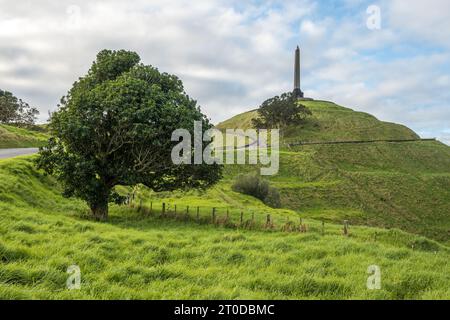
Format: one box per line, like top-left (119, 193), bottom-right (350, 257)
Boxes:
top-left (293, 46), bottom-right (304, 99)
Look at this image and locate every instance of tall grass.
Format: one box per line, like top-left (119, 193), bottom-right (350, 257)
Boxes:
top-left (0, 157), bottom-right (449, 299)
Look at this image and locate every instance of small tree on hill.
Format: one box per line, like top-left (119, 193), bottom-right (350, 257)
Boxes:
top-left (36, 49), bottom-right (222, 221)
top-left (252, 92), bottom-right (311, 132)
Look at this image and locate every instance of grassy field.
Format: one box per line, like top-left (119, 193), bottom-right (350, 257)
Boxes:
top-left (1, 100), bottom-right (449, 299)
top-left (0, 157), bottom-right (449, 299)
top-left (0, 124), bottom-right (48, 148)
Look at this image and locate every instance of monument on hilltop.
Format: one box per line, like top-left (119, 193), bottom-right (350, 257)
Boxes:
top-left (293, 46), bottom-right (304, 99)
top-left (292, 45), bottom-right (312, 100)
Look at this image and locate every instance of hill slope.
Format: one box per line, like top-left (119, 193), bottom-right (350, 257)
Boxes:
top-left (0, 125), bottom-right (48, 148)
top-left (0, 157), bottom-right (449, 299)
top-left (216, 101), bottom-right (450, 243)
top-left (217, 100), bottom-right (419, 142)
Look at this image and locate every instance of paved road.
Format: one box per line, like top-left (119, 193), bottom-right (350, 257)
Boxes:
top-left (0, 148), bottom-right (39, 159)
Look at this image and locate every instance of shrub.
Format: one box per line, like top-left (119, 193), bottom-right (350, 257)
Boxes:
top-left (264, 186), bottom-right (281, 208)
top-left (232, 174), bottom-right (267, 199)
top-left (232, 173), bottom-right (281, 208)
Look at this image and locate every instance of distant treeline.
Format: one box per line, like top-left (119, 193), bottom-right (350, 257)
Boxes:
top-left (0, 89), bottom-right (39, 127)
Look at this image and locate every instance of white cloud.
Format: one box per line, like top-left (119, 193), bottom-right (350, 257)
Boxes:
top-left (386, 0), bottom-right (450, 47)
top-left (300, 20), bottom-right (326, 38)
top-left (0, 0), bottom-right (315, 121)
top-left (0, 0), bottom-right (448, 144)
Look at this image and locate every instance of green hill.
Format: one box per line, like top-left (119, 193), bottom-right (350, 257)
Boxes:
top-left (0, 157), bottom-right (449, 299)
top-left (216, 100), bottom-right (450, 243)
top-left (217, 100), bottom-right (419, 142)
top-left (0, 125), bottom-right (48, 148)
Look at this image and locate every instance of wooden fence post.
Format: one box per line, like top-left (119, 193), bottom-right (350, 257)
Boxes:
top-left (212, 207), bottom-right (216, 224)
top-left (186, 206), bottom-right (189, 221)
top-left (240, 211), bottom-right (243, 224)
top-left (174, 204), bottom-right (177, 214)
top-left (162, 203), bottom-right (166, 216)
top-left (343, 220), bottom-right (349, 236)
top-left (150, 202), bottom-right (153, 214)
top-left (321, 220), bottom-right (325, 235)
top-left (196, 206), bottom-right (200, 221)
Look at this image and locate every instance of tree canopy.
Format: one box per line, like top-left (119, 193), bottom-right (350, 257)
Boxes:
top-left (252, 92), bottom-right (311, 130)
top-left (37, 49), bottom-right (222, 221)
top-left (0, 89), bottom-right (39, 126)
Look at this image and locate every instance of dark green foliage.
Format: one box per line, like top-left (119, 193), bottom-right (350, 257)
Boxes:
top-left (252, 92), bottom-right (311, 130)
top-left (36, 49), bottom-right (222, 220)
top-left (0, 89), bottom-right (39, 126)
top-left (264, 186), bottom-right (281, 208)
top-left (232, 174), bottom-right (266, 200)
top-left (110, 192), bottom-right (128, 205)
top-left (232, 173), bottom-right (281, 208)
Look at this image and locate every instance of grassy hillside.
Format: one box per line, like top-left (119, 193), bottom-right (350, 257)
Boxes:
top-left (0, 125), bottom-right (48, 148)
top-left (216, 101), bottom-right (450, 243)
top-left (216, 100), bottom-right (419, 142)
top-left (0, 157), bottom-right (449, 299)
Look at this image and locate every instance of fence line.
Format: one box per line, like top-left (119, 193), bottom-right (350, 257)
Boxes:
top-left (127, 200), bottom-right (352, 236)
top-left (286, 138), bottom-right (436, 148)
top-left (128, 200), bottom-right (307, 233)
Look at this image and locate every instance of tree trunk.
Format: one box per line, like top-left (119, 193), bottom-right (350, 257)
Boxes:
top-left (90, 200), bottom-right (109, 221)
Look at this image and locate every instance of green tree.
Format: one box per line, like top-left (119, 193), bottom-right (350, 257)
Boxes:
top-left (37, 49), bottom-right (222, 221)
top-left (0, 89), bottom-right (39, 125)
top-left (252, 92), bottom-right (311, 131)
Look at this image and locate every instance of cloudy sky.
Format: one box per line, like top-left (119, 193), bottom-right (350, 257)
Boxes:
top-left (0, 0), bottom-right (449, 143)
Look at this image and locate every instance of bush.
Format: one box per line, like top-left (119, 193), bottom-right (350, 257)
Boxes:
top-left (232, 174), bottom-right (281, 208)
top-left (232, 174), bottom-right (267, 199)
top-left (264, 187), bottom-right (281, 208)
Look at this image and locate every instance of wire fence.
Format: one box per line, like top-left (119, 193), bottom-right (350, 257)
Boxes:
top-left (286, 138), bottom-right (436, 148)
top-left (125, 198), bottom-right (352, 236)
top-left (127, 199), bottom-right (306, 232)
